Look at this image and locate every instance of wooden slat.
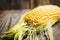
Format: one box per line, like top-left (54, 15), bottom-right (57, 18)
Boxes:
top-left (29, 0), bottom-right (34, 9)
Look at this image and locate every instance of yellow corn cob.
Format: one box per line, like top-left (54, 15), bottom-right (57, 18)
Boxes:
top-left (24, 5), bottom-right (60, 40)
top-left (24, 5), bottom-right (60, 27)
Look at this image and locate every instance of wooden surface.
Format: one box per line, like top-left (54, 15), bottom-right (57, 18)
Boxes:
top-left (0, 9), bottom-right (30, 36)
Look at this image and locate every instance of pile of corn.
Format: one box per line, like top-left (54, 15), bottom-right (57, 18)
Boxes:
top-left (0, 5), bottom-right (60, 40)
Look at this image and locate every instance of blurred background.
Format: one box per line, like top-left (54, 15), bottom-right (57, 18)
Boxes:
top-left (0, 0), bottom-right (60, 37)
top-left (0, 0), bottom-right (60, 10)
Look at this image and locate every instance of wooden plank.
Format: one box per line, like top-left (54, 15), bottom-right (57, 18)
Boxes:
top-left (29, 0), bottom-right (34, 9)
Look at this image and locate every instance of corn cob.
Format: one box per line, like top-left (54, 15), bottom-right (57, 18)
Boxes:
top-left (0, 5), bottom-right (60, 40)
top-left (24, 5), bottom-right (60, 27)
